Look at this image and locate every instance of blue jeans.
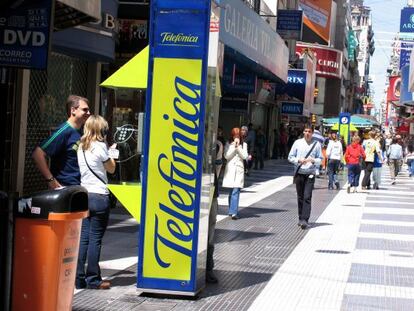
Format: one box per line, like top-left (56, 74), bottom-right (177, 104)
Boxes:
top-left (328, 159), bottom-right (340, 187)
top-left (347, 164), bottom-right (361, 187)
top-left (76, 193), bottom-right (110, 289)
top-left (228, 188), bottom-right (240, 216)
top-left (410, 161), bottom-right (414, 176)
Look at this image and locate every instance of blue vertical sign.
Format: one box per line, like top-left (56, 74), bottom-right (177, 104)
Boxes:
top-left (0, 0), bottom-right (52, 69)
top-left (400, 41), bottom-right (414, 69)
top-left (339, 112), bottom-right (351, 145)
top-left (138, 0), bottom-right (211, 295)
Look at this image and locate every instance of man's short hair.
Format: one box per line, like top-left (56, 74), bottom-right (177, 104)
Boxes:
top-left (241, 125), bottom-right (248, 131)
top-left (303, 124), bottom-right (313, 132)
top-left (66, 95), bottom-right (89, 117)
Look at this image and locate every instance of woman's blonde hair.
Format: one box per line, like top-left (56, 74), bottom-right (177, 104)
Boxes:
top-left (352, 135), bottom-right (361, 143)
top-left (80, 115), bottom-right (109, 151)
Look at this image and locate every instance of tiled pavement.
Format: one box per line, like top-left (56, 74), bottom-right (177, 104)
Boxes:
top-left (73, 161), bottom-right (414, 311)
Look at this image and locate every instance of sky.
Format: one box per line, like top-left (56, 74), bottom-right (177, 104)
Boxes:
top-left (365, 0), bottom-right (407, 109)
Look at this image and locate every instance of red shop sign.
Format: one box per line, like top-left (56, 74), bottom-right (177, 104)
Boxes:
top-left (296, 43), bottom-right (343, 79)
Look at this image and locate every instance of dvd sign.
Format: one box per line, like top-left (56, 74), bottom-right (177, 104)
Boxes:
top-left (0, 0), bottom-right (52, 69)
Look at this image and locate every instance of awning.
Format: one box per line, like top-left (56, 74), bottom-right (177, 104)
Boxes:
top-left (100, 46), bottom-right (149, 89)
top-left (322, 115), bottom-right (377, 128)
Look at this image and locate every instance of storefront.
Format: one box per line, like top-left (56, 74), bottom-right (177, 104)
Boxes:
top-left (18, 0), bottom-right (119, 195)
top-left (218, 0), bottom-right (289, 141)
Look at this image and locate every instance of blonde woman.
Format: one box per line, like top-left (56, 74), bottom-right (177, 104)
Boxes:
top-left (76, 115), bottom-right (116, 290)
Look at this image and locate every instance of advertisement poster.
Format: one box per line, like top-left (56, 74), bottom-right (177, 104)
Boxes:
top-left (299, 0), bottom-right (332, 43)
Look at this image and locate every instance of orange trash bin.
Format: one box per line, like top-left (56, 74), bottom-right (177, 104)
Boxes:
top-left (12, 186), bottom-right (88, 311)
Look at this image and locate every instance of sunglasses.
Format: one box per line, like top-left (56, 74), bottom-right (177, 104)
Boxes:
top-left (76, 106), bottom-right (90, 112)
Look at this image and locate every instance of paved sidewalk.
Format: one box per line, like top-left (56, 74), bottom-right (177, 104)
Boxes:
top-left (249, 165), bottom-right (414, 311)
top-left (73, 161), bottom-right (414, 310)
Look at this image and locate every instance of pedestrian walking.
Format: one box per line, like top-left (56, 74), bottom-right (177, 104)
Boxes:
top-left (405, 144), bottom-right (414, 177)
top-left (271, 129), bottom-right (279, 159)
top-left (222, 127), bottom-right (248, 220)
top-left (76, 115), bottom-right (116, 290)
top-left (254, 127), bottom-right (266, 170)
top-left (326, 131), bottom-right (343, 190)
top-left (279, 128), bottom-right (288, 159)
top-left (32, 95), bottom-right (90, 188)
top-left (241, 125), bottom-right (253, 175)
top-left (372, 134), bottom-right (384, 190)
top-left (344, 135), bottom-right (366, 193)
top-left (387, 138), bottom-right (403, 184)
top-left (206, 137), bottom-right (223, 284)
top-left (361, 131), bottom-right (382, 190)
top-left (288, 125), bottom-right (323, 230)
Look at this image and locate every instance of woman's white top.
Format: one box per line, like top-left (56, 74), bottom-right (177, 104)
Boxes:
top-left (326, 140), bottom-right (343, 160)
top-left (77, 141), bottom-right (110, 194)
top-left (222, 142), bottom-right (248, 188)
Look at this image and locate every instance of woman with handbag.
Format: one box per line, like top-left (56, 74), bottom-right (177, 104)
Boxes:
top-left (76, 115), bottom-right (116, 290)
top-left (222, 127), bottom-right (248, 220)
top-left (344, 135), bottom-right (366, 193)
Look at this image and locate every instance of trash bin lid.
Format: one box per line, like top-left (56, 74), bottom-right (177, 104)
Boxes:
top-left (16, 186), bottom-right (88, 219)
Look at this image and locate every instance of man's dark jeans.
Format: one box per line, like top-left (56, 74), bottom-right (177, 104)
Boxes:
top-left (295, 174), bottom-right (315, 221)
top-left (362, 162), bottom-right (374, 187)
top-left (76, 193), bottom-right (110, 289)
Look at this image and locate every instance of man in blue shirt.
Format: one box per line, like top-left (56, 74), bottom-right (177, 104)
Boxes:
top-left (32, 95), bottom-right (90, 189)
top-left (288, 125), bottom-right (323, 229)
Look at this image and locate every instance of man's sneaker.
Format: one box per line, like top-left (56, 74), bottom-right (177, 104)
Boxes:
top-left (206, 270), bottom-right (218, 284)
top-left (231, 214), bottom-right (239, 220)
top-left (298, 220), bottom-right (309, 230)
top-left (391, 180), bottom-right (396, 185)
top-left (335, 182), bottom-right (340, 190)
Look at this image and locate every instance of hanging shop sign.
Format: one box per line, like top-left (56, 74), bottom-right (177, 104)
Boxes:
top-left (281, 101), bottom-right (304, 115)
top-left (284, 69), bottom-right (306, 102)
top-left (138, 0), bottom-right (211, 295)
top-left (276, 9), bottom-right (303, 40)
top-left (219, 0), bottom-right (288, 82)
top-left (400, 40), bottom-right (414, 70)
top-left (400, 7), bottom-right (414, 33)
top-left (387, 75), bottom-right (401, 102)
top-left (0, 0), bottom-right (52, 69)
top-left (296, 43), bottom-right (342, 79)
top-left (348, 30), bottom-right (357, 60)
top-left (298, 0), bottom-right (333, 44)
top-left (400, 65), bottom-right (414, 105)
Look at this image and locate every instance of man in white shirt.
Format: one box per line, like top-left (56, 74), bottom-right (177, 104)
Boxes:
top-left (326, 132), bottom-right (343, 190)
top-left (288, 125), bottom-right (323, 230)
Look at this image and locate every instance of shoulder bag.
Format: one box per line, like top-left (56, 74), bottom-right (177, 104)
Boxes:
top-left (293, 142), bottom-right (317, 184)
top-left (82, 150), bottom-right (118, 209)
